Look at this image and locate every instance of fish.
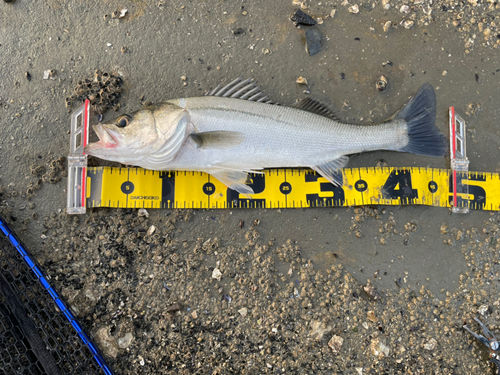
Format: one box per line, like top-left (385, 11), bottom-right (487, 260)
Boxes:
top-left (85, 77), bottom-right (447, 194)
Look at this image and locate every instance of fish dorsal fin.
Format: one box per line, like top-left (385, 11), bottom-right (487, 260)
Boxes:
top-left (291, 97), bottom-right (339, 120)
top-left (206, 77), bottom-right (275, 104)
top-left (310, 155), bottom-right (349, 186)
top-left (189, 131), bottom-right (245, 149)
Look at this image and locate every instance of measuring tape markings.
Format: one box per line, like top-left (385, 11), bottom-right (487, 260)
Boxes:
top-left (86, 166), bottom-right (497, 210)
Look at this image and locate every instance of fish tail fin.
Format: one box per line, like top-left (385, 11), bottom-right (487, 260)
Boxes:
top-left (395, 83), bottom-right (447, 157)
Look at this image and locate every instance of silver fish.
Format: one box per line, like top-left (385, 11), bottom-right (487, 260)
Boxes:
top-left (85, 77), bottom-right (446, 194)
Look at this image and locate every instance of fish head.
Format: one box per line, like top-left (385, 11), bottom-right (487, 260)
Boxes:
top-left (85, 103), bottom-right (189, 166)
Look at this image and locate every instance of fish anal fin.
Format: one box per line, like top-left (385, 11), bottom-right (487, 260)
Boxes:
top-left (211, 170), bottom-right (255, 195)
top-left (311, 156), bottom-right (349, 186)
top-left (189, 131), bottom-right (245, 149)
top-left (291, 97), bottom-right (339, 121)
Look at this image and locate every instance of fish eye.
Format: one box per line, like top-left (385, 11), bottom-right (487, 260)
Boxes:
top-left (116, 115), bottom-right (130, 128)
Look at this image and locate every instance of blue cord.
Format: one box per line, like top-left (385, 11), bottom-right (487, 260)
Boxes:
top-left (0, 217), bottom-right (113, 375)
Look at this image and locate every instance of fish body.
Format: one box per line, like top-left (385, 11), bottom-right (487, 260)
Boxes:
top-left (85, 78), bottom-right (446, 194)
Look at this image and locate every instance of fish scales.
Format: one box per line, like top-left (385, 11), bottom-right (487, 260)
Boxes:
top-left (167, 96), bottom-right (407, 169)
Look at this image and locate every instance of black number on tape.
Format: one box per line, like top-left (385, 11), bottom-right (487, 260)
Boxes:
top-left (280, 182), bottom-right (292, 195)
top-left (121, 181), bottom-right (135, 194)
top-left (203, 182), bottom-right (216, 195)
top-left (355, 180), bottom-right (368, 192)
top-left (428, 181), bottom-right (438, 193)
top-left (159, 172), bottom-right (175, 208)
top-left (305, 172), bottom-right (345, 207)
top-left (448, 172), bottom-right (486, 210)
top-left (382, 170), bottom-right (418, 202)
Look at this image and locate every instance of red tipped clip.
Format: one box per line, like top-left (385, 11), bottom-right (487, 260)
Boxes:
top-left (449, 107), bottom-right (469, 213)
top-left (67, 99), bottom-right (90, 214)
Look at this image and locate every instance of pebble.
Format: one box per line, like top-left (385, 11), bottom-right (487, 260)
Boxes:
top-left (328, 335), bottom-right (344, 353)
top-left (401, 19), bottom-right (414, 29)
top-left (376, 76), bottom-right (388, 92)
top-left (424, 338), bottom-right (437, 350)
top-left (138, 208), bottom-right (149, 217)
top-left (238, 307), bottom-right (248, 316)
top-left (367, 310), bottom-right (377, 322)
top-left (296, 76), bottom-right (308, 85)
top-left (370, 338), bottom-right (390, 357)
top-left (233, 28), bottom-right (245, 35)
top-left (290, 8), bottom-right (316, 26)
top-left (310, 320), bottom-right (332, 340)
top-left (348, 4), bottom-right (359, 13)
top-left (383, 20), bottom-right (392, 32)
top-left (212, 267), bottom-right (222, 281)
top-left (165, 302), bottom-right (182, 313)
top-left (305, 28), bottom-right (322, 56)
top-left (363, 280), bottom-right (380, 300)
top-left (400, 4), bottom-right (410, 13)
top-left (478, 304), bottom-right (488, 315)
top-left (118, 332), bottom-right (134, 349)
top-left (94, 327), bottom-right (118, 358)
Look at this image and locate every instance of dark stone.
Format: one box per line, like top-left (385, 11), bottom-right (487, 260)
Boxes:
top-left (305, 28), bottom-right (322, 56)
top-left (290, 9), bottom-right (316, 26)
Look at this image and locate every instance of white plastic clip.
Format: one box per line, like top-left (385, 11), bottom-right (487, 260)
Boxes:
top-left (66, 100), bottom-right (90, 214)
top-left (449, 107), bottom-right (470, 213)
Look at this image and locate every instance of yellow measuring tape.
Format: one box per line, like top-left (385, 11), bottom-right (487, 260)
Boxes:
top-left (85, 166), bottom-right (496, 210)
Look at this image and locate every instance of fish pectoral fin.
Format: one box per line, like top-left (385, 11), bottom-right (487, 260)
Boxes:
top-left (311, 156), bottom-right (349, 186)
top-left (291, 97), bottom-right (340, 121)
top-left (211, 170), bottom-right (255, 195)
top-left (189, 131), bottom-right (245, 149)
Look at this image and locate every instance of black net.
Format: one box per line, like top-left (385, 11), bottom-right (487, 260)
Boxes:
top-left (0, 231), bottom-right (109, 375)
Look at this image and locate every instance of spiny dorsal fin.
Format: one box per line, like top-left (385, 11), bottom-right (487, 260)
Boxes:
top-left (206, 77), bottom-right (275, 104)
top-left (291, 97), bottom-right (339, 120)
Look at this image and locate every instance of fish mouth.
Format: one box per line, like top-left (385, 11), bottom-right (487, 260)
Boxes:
top-left (84, 124), bottom-right (119, 155)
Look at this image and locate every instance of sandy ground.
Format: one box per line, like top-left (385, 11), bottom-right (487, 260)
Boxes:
top-left (1, 0), bottom-right (500, 373)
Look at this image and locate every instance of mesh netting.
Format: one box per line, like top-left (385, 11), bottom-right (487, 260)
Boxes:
top-left (0, 221), bottom-right (111, 375)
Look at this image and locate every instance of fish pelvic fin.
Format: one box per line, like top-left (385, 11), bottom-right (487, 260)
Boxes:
top-left (395, 83), bottom-right (447, 157)
top-left (211, 170), bottom-right (255, 196)
top-left (311, 155), bottom-right (349, 186)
